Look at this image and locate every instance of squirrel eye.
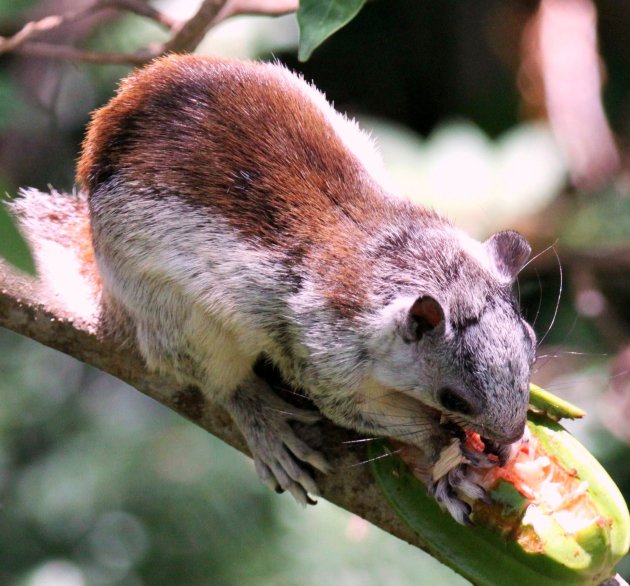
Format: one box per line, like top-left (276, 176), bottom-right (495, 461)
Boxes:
top-left (438, 388), bottom-right (472, 415)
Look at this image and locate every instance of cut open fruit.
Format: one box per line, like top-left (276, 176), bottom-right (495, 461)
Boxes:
top-left (468, 428), bottom-right (601, 537)
top-left (369, 386), bottom-right (630, 586)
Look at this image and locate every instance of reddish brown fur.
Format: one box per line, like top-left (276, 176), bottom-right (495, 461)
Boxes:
top-left (78, 55), bottom-right (441, 316)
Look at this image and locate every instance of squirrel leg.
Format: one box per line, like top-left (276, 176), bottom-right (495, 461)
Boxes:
top-left (224, 372), bottom-right (331, 505)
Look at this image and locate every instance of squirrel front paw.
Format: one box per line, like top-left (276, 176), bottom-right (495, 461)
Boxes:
top-left (428, 434), bottom-right (519, 525)
top-left (397, 435), bottom-right (490, 525)
top-left (225, 377), bottom-right (331, 506)
top-left (428, 460), bottom-right (490, 526)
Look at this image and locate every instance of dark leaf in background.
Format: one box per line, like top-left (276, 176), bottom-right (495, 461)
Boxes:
top-left (297, 0), bottom-right (366, 61)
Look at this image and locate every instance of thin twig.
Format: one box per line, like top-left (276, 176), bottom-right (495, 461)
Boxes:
top-left (214, 0), bottom-right (298, 22)
top-left (163, 0), bottom-right (228, 53)
top-left (105, 0), bottom-right (178, 28)
top-left (0, 0), bottom-right (177, 56)
top-left (0, 7), bottom-right (99, 54)
top-left (12, 41), bottom-right (156, 66)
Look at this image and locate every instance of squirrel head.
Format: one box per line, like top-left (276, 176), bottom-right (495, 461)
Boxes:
top-left (368, 229), bottom-right (535, 445)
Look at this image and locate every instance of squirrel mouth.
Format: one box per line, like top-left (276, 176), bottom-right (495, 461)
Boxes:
top-left (437, 413), bottom-right (513, 467)
top-left (437, 411), bottom-right (475, 440)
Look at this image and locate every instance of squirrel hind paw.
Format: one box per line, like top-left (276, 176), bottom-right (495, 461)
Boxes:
top-left (254, 458), bottom-right (318, 506)
top-left (226, 378), bottom-right (331, 506)
top-left (252, 439), bottom-right (325, 506)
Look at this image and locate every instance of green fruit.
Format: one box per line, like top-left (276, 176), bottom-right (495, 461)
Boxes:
top-left (529, 384), bottom-right (586, 421)
top-left (369, 388), bottom-right (630, 586)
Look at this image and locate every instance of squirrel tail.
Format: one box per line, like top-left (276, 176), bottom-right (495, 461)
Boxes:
top-left (8, 187), bottom-right (102, 320)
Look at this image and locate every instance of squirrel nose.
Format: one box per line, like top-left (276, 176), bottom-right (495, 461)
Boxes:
top-left (500, 418), bottom-right (527, 444)
top-left (502, 429), bottom-right (525, 444)
top-left (486, 416), bottom-right (526, 445)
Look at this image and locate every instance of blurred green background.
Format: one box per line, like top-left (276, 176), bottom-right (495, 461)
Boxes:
top-left (1, 0), bottom-right (629, 584)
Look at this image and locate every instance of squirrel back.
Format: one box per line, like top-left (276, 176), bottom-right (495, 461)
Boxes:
top-left (77, 55), bottom-right (449, 319)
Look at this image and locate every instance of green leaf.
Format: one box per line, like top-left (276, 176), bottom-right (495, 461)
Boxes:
top-left (297, 0), bottom-right (366, 62)
top-left (0, 201), bottom-right (36, 275)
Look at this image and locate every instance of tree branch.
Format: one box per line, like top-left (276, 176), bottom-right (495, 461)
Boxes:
top-left (0, 0), bottom-right (177, 56)
top-left (0, 258), bottom-right (424, 556)
top-left (1, 0), bottom-right (298, 66)
top-left (163, 0), bottom-right (227, 54)
top-left (0, 6), bottom-right (101, 54)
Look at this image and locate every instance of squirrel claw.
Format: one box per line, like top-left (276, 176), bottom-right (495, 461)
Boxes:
top-left (282, 433), bottom-right (331, 476)
top-left (429, 473), bottom-right (474, 526)
top-left (254, 448), bottom-right (320, 506)
top-left (461, 444), bottom-right (495, 469)
top-left (447, 465), bottom-right (488, 502)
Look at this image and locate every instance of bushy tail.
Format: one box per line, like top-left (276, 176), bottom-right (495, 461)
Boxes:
top-left (8, 187), bottom-right (101, 321)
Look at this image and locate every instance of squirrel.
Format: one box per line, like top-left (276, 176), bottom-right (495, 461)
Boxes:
top-left (27, 54), bottom-right (538, 524)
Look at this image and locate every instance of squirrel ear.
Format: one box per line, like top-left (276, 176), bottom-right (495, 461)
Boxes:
top-left (408, 296), bottom-right (444, 339)
top-left (484, 230), bottom-right (531, 282)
